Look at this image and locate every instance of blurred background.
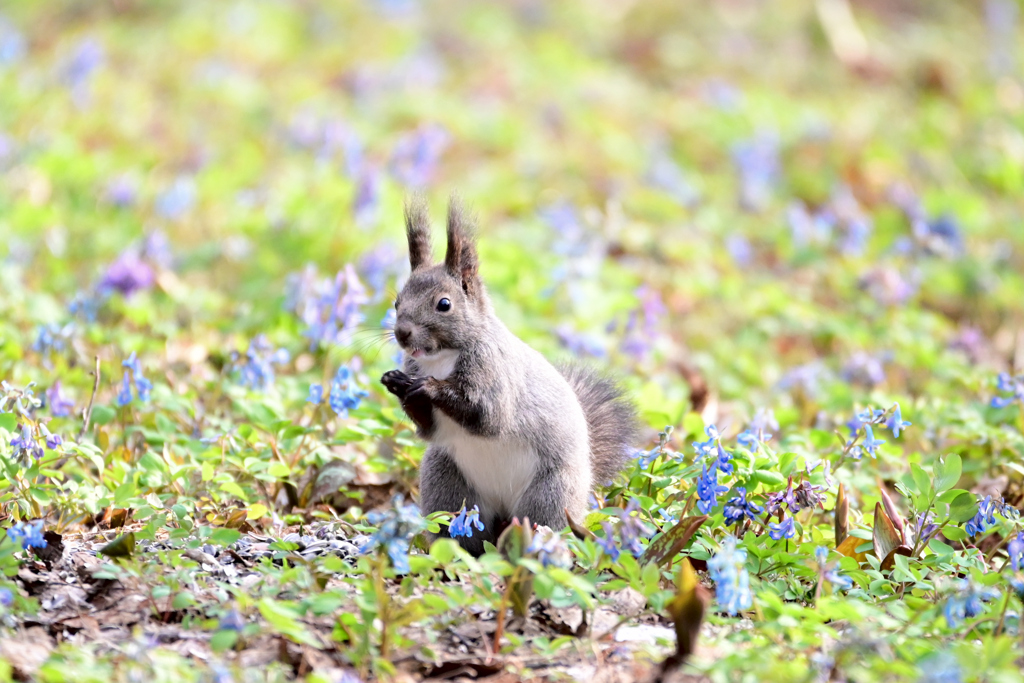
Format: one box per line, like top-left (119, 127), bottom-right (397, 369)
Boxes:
top-left (1, 0), bottom-right (1022, 429)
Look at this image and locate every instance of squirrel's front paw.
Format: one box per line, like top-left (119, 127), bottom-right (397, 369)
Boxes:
top-left (405, 376), bottom-right (436, 401)
top-left (381, 370), bottom-right (414, 398)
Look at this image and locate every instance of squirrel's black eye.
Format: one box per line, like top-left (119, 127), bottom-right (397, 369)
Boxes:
top-left (436, 298), bottom-right (451, 312)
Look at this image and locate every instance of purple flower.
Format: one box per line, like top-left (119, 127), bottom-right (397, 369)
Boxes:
top-left (769, 517), bottom-right (795, 541)
top-left (100, 249), bottom-right (155, 297)
top-left (726, 234), bottom-right (753, 267)
top-left (353, 166), bottom-right (381, 228)
top-left (1007, 532), bottom-right (1023, 571)
top-left (597, 522), bottom-right (621, 562)
top-left (723, 487), bottom-right (762, 526)
top-left (388, 124), bottom-right (449, 187)
top-left (60, 38), bottom-right (103, 91)
top-left (45, 382), bottom-right (74, 418)
top-left (219, 609), bottom-right (246, 632)
top-left (10, 424), bottom-right (44, 460)
top-left (842, 351), bottom-right (886, 387)
top-left (732, 132), bottom-right (780, 212)
top-left (556, 325), bottom-right (607, 358)
top-left (104, 176), bottom-right (137, 207)
top-left (0, 587), bottom-right (12, 607)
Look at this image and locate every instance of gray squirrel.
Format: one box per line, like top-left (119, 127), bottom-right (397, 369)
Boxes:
top-left (380, 198), bottom-right (638, 555)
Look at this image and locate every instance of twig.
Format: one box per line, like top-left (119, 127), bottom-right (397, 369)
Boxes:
top-left (77, 355), bottom-right (101, 441)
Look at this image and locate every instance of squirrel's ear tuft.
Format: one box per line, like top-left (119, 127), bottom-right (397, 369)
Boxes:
top-left (445, 197), bottom-right (480, 296)
top-left (405, 197), bottom-right (433, 271)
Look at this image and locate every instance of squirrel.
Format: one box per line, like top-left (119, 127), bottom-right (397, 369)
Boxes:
top-left (380, 198), bottom-right (638, 555)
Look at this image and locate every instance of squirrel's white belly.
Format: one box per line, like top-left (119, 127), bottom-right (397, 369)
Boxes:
top-left (432, 412), bottom-right (538, 518)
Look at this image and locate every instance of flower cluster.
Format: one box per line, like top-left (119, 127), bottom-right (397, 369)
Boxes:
top-left (965, 496), bottom-right (997, 538)
top-left (723, 487), bottom-right (763, 527)
top-left (308, 365), bottom-right (369, 418)
top-left (6, 520), bottom-right (46, 550)
top-left (844, 407), bottom-right (895, 459)
top-left (991, 373), bottom-right (1024, 408)
top-left (943, 579), bottom-right (999, 628)
top-left (362, 496), bottom-right (426, 573)
top-left (117, 351), bottom-right (154, 405)
top-left (231, 336), bottom-right (289, 391)
top-left (526, 526), bottom-right (573, 569)
top-left (708, 536), bottom-right (753, 615)
top-left (635, 426), bottom-right (674, 469)
top-left (596, 498), bottom-right (651, 562)
top-left (286, 265), bottom-right (369, 350)
top-left (693, 425), bottom-right (733, 513)
top-left (0, 381), bottom-right (41, 416)
top-left (449, 504), bottom-right (484, 538)
top-left (10, 422), bottom-right (61, 461)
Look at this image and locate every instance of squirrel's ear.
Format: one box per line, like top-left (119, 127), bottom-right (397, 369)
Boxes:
top-left (445, 198), bottom-right (479, 295)
top-left (405, 198), bottom-right (433, 271)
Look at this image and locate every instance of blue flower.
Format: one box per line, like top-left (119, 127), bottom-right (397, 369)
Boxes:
top-left (707, 536), bottom-right (752, 615)
top-left (307, 384), bottom-right (324, 405)
top-left (155, 176), bottom-right (197, 220)
top-left (736, 429), bottom-right (765, 451)
top-left (353, 167), bottom-right (381, 228)
top-left (381, 308), bottom-right (397, 331)
top-left (7, 520), bottom-right (46, 549)
top-left (814, 546), bottom-right (852, 590)
top-left (449, 504), bottom-right (485, 538)
top-left (1007, 533), bottom-right (1023, 571)
top-left (965, 496), bottom-right (997, 537)
top-left (696, 462), bottom-right (728, 515)
top-left (943, 580), bottom-right (999, 628)
top-left (991, 372), bottom-right (1024, 408)
top-left (861, 425), bottom-right (886, 457)
top-left (362, 496), bottom-right (425, 574)
top-left (916, 652), bottom-right (962, 683)
top-left (714, 443), bottom-right (734, 475)
top-left (232, 336), bottom-right (289, 391)
top-left (0, 587), bottom-right (12, 607)
top-left (887, 403), bottom-right (912, 438)
top-left (328, 366), bottom-right (369, 418)
top-left (116, 371), bottom-right (133, 406)
top-left (617, 498), bottom-right (651, 557)
top-left (118, 351), bottom-right (154, 405)
top-left (731, 132), bottom-right (779, 212)
top-left (526, 527), bottom-right (573, 568)
top-left (769, 517), bottom-right (795, 541)
top-left (596, 522), bottom-right (621, 563)
top-left (219, 609), bottom-right (246, 632)
top-left (723, 487), bottom-right (762, 526)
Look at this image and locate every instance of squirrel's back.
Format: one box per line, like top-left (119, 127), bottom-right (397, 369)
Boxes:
top-left (558, 363), bottom-right (638, 485)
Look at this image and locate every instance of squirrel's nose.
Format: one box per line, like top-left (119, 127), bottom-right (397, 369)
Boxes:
top-left (395, 322), bottom-right (413, 347)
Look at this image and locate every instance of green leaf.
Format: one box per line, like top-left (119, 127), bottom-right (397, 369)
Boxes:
top-left (910, 464), bottom-right (932, 502)
top-left (934, 454), bottom-right (962, 494)
top-left (942, 526), bottom-right (968, 541)
top-left (210, 528), bottom-right (242, 546)
top-left (258, 598), bottom-right (321, 648)
top-left (754, 469), bottom-right (785, 487)
top-left (0, 413), bottom-right (16, 432)
top-left (947, 492), bottom-right (978, 524)
top-left (210, 630), bottom-right (239, 653)
top-left (91, 405), bottom-right (116, 426)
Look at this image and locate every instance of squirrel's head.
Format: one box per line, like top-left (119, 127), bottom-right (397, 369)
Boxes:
top-left (393, 198), bottom-right (488, 360)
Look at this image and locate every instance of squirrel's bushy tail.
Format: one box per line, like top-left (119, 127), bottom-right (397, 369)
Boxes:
top-left (559, 364), bottom-right (639, 486)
